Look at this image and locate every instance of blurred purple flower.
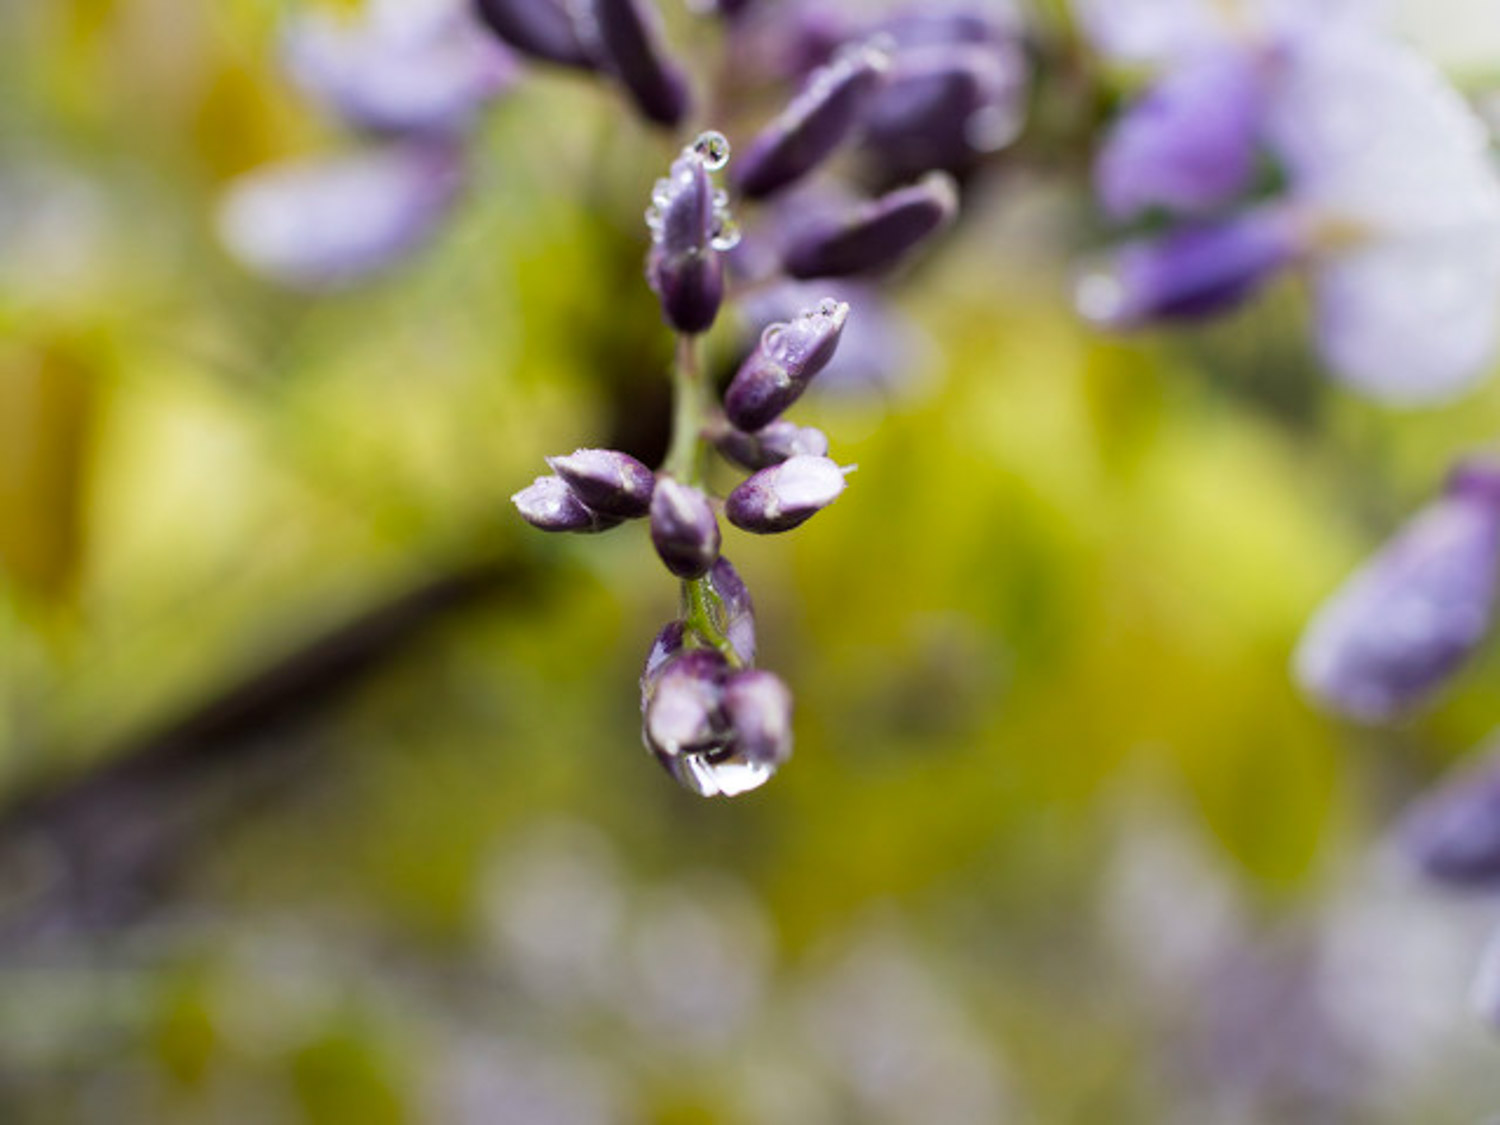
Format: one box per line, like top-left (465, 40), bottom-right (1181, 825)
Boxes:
top-left (1293, 461), bottom-right (1500, 723)
top-left (284, 0), bottom-right (516, 136)
top-left (216, 142), bottom-right (464, 290)
top-left (1399, 735), bottom-right (1500, 890)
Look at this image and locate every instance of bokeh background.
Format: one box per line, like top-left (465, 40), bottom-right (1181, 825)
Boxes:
top-left (4, 1), bottom-right (1500, 1122)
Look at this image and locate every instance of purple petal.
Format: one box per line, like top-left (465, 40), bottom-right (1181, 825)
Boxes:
top-left (216, 143), bottom-right (463, 290)
top-left (1398, 737), bottom-right (1500, 890)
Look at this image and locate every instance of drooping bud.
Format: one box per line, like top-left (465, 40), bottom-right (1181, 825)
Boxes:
top-left (860, 44), bottom-right (1027, 181)
top-left (647, 133), bottom-right (736, 334)
top-left (1398, 737), bottom-right (1500, 890)
top-left (706, 557), bottom-right (756, 665)
top-left (547, 448), bottom-right (655, 518)
top-left (650, 477), bottom-right (721, 577)
top-left (473, 0), bottom-right (594, 69)
top-left (726, 455), bottom-right (848, 534)
top-left (734, 39), bottom-right (890, 200)
top-left (717, 419), bottom-right (830, 470)
top-left (642, 648), bottom-right (729, 763)
top-left (723, 298), bottom-right (848, 431)
top-left (1076, 207), bottom-right (1303, 328)
top-left (782, 172), bottom-right (958, 279)
top-left (1095, 45), bottom-right (1265, 221)
top-left (216, 142), bottom-right (464, 290)
top-left (589, 0), bottom-right (691, 128)
top-left (1293, 460), bottom-right (1500, 722)
top-left (721, 669), bottom-right (793, 767)
top-left (511, 474), bottom-right (621, 532)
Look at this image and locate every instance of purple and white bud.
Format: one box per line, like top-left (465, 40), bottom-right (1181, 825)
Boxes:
top-left (1398, 737), bottom-right (1500, 890)
top-left (706, 557), bottom-right (757, 666)
top-left (588, 0), bottom-right (691, 128)
top-left (1095, 45), bottom-right (1265, 221)
top-left (473, 0), bottom-right (594, 69)
top-left (642, 620), bottom-right (687, 688)
top-left (650, 477), bottom-right (721, 578)
top-left (717, 419), bottom-right (830, 470)
top-left (1293, 461), bottom-right (1500, 723)
top-left (721, 669), bottom-right (793, 767)
top-left (216, 142), bottom-right (464, 290)
top-left (647, 134), bottom-right (735, 334)
top-left (511, 474), bottom-right (620, 532)
top-left (734, 39), bottom-right (890, 200)
top-left (860, 43), bottom-right (1026, 182)
top-left (285, 0), bottom-right (516, 136)
top-left (1076, 207), bottom-right (1303, 328)
top-left (642, 648), bottom-right (729, 762)
top-left (546, 448), bottom-right (655, 518)
top-left (782, 172), bottom-right (958, 279)
top-left (723, 298), bottom-right (849, 431)
top-left (726, 454), bottom-right (848, 534)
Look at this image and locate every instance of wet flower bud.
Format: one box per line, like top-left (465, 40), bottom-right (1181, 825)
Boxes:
top-left (473, 0), bottom-right (594, 69)
top-left (511, 474), bottom-right (621, 532)
top-left (589, 0), bottom-right (691, 128)
top-left (723, 298), bottom-right (849, 431)
top-left (782, 172), bottom-right (958, 279)
top-left (642, 648), bottom-right (729, 762)
top-left (646, 134), bottom-right (736, 334)
top-left (735, 40), bottom-right (890, 200)
top-left (650, 477), bottom-right (722, 577)
top-left (706, 557), bottom-right (757, 666)
top-left (717, 419), bottom-right (830, 470)
top-left (1095, 45), bottom-right (1265, 221)
top-left (1294, 460), bottom-right (1500, 722)
top-left (547, 448), bottom-right (655, 518)
top-left (721, 669), bottom-right (793, 767)
top-left (726, 454), bottom-right (848, 534)
top-left (1076, 208), bottom-right (1302, 328)
top-left (1398, 738), bottom-right (1500, 890)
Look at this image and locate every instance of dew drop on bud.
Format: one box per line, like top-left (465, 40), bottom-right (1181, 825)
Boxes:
top-left (693, 130), bottom-right (732, 172)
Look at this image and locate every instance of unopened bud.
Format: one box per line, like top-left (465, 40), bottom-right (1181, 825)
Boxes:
top-left (642, 648), bottom-right (729, 760)
top-left (473, 0), bottom-right (594, 69)
top-left (646, 135), bottom-right (736, 334)
top-left (511, 474), bottom-right (620, 532)
top-left (706, 557), bottom-right (757, 665)
top-left (723, 298), bottom-right (848, 431)
top-left (547, 448), bottom-right (655, 518)
top-left (590, 0), bottom-right (691, 128)
top-left (721, 669), bottom-right (793, 766)
top-left (735, 39), bottom-right (890, 200)
top-left (651, 477), bottom-right (722, 577)
top-left (718, 419), bottom-right (830, 470)
top-left (1399, 738), bottom-right (1500, 890)
top-left (783, 172), bottom-right (958, 279)
top-left (726, 454), bottom-right (848, 534)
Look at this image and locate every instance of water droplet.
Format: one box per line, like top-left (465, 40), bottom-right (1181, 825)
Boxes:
top-left (710, 217), bottom-right (741, 252)
top-left (670, 748), bottom-right (777, 798)
top-left (759, 323), bottom-right (788, 356)
top-left (813, 297), bottom-right (842, 318)
top-left (693, 131), bottom-right (731, 172)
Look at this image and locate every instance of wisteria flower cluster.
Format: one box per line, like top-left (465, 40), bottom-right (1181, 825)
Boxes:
top-left (219, 0), bottom-right (1500, 1024)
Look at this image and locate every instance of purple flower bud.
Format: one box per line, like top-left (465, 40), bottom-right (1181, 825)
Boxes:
top-left (706, 556), bottom-right (757, 666)
top-left (726, 455), bottom-right (848, 534)
top-left (782, 172), bottom-right (958, 280)
top-left (473, 0), bottom-right (594, 69)
top-left (1095, 45), bottom-right (1265, 221)
top-left (642, 648), bottom-right (730, 762)
top-left (1076, 207), bottom-right (1303, 328)
top-left (546, 448), bottom-right (655, 518)
top-left (860, 44), bottom-right (1026, 181)
top-left (723, 298), bottom-right (849, 431)
top-left (646, 135), bottom-right (736, 334)
top-left (284, 1), bottom-right (516, 136)
top-left (650, 477), bottom-right (721, 578)
top-left (588, 0), bottom-right (691, 128)
top-left (1398, 738), bottom-right (1500, 890)
top-left (642, 620), bottom-right (687, 688)
top-left (511, 474), bottom-right (621, 532)
top-left (1293, 461), bottom-right (1500, 722)
top-left (721, 669), bottom-right (793, 767)
top-left (734, 40), bottom-right (890, 200)
top-left (216, 142), bottom-right (464, 290)
top-left (717, 419), bottom-right (830, 470)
